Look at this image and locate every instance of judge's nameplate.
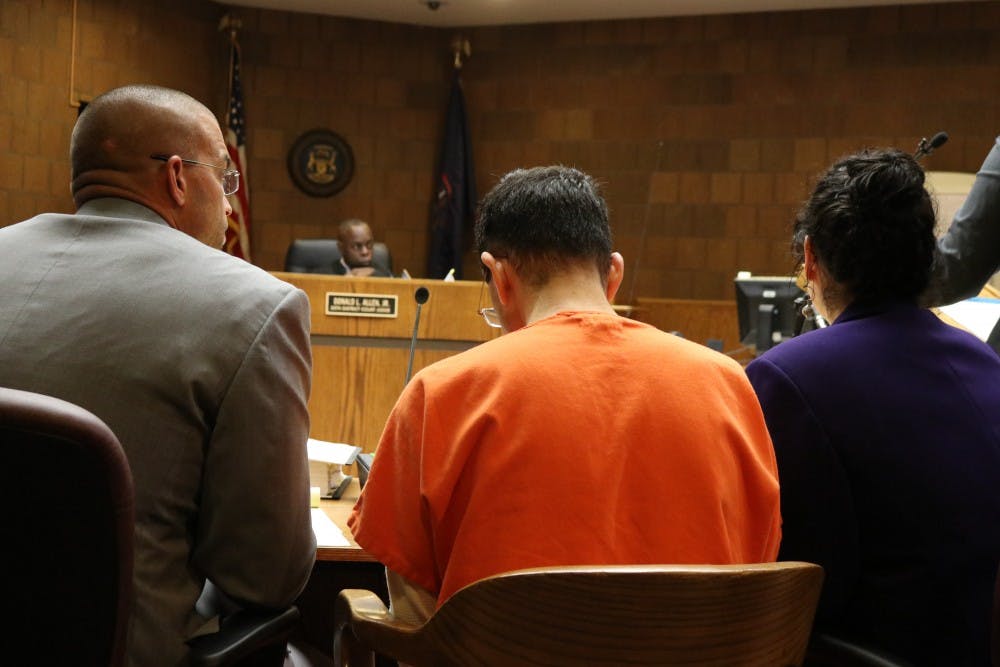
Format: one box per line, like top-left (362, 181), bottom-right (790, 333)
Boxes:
top-left (325, 292), bottom-right (399, 318)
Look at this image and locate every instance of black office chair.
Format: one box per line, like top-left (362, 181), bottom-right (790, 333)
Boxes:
top-left (805, 571), bottom-right (1000, 667)
top-left (804, 633), bottom-right (914, 667)
top-left (0, 386), bottom-right (302, 667)
top-left (187, 603), bottom-right (302, 667)
top-left (992, 562), bottom-right (1000, 667)
top-left (284, 239), bottom-right (393, 276)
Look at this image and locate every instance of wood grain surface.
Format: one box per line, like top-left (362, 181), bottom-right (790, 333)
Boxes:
top-left (336, 562), bottom-right (824, 667)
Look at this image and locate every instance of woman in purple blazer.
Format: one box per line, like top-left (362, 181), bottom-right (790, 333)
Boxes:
top-left (746, 149), bottom-right (1000, 666)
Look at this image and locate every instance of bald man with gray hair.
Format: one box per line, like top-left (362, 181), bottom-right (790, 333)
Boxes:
top-left (0, 84), bottom-right (316, 666)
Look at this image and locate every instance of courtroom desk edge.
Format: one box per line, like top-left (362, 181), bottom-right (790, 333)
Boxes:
top-left (316, 542), bottom-right (378, 563)
top-left (310, 334), bottom-right (480, 352)
top-left (317, 479), bottom-right (378, 563)
top-left (299, 479), bottom-right (389, 662)
top-left (632, 297), bottom-right (737, 307)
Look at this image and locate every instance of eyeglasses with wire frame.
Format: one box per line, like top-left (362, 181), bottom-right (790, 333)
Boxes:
top-left (150, 154), bottom-right (240, 196)
top-left (478, 307), bottom-right (502, 328)
top-left (477, 277), bottom-right (502, 328)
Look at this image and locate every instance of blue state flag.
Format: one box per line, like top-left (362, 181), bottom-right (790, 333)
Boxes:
top-left (427, 73), bottom-right (476, 280)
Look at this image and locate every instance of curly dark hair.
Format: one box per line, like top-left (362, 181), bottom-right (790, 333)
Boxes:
top-left (792, 148), bottom-right (936, 305)
top-left (474, 165), bottom-right (612, 287)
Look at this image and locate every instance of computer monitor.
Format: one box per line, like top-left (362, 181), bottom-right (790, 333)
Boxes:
top-left (734, 273), bottom-right (805, 353)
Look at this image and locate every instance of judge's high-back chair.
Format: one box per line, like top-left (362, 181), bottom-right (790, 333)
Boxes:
top-left (333, 562), bottom-right (825, 667)
top-left (0, 386), bottom-right (135, 667)
top-left (284, 239), bottom-right (393, 276)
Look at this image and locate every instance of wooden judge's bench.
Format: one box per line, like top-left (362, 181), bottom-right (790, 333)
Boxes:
top-left (273, 273), bottom-right (499, 452)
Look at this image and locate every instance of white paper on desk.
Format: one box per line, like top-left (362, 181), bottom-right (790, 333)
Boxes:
top-left (938, 297), bottom-right (1000, 341)
top-left (307, 438), bottom-right (361, 465)
top-left (311, 508), bottom-right (350, 547)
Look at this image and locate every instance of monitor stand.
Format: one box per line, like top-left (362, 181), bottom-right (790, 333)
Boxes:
top-left (756, 304), bottom-right (777, 353)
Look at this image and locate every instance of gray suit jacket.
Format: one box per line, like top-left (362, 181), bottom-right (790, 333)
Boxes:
top-left (923, 135), bottom-right (1000, 306)
top-left (0, 199), bottom-right (316, 666)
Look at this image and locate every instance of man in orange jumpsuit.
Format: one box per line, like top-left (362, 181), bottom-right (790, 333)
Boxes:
top-left (350, 165), bottom-right (781, 623)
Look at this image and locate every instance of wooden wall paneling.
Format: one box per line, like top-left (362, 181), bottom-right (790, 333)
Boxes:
top-left (632, 297), bottom-right (742, 353)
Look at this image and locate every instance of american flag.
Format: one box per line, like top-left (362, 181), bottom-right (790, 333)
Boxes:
top-left (224, 35), bottom-right (251, 261)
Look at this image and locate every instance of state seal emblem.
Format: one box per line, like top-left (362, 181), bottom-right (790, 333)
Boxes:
top-left (287, 129), bottom-right (354, 197)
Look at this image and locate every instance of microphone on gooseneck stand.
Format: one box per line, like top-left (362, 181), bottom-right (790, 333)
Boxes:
top-left (913, 131), bottom-right (949, 161)
top-left (405, 286), bottom-right (430, 386)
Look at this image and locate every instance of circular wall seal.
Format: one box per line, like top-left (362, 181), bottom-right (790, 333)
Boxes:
top-left (287, 129), bottom-right (355, 197)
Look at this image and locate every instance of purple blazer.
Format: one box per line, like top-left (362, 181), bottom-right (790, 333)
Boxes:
top-left (746, 300), bottom-right (1000, 666)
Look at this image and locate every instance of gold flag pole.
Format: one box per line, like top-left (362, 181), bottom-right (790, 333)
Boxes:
top-left (68, 0), bottom-right (81, 108)
top-left (218, 14), bottom-right (242, 107)
top-left (451, 36), bottom-right (471, 69)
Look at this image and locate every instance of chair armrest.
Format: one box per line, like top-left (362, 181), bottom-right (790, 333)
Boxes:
top-left (188, 606), bottom-right (300, 667)
top-left (805, 632), bottom-right (914, 667)
top-left (334, 590), bottom-right (424, 667)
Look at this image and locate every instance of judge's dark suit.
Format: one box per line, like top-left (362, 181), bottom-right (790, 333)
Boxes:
top-left (0, 198), bottom-right (316, 667)
top-left (330, 257), bottom-right (392, 277)
top-left (746, 301), bottom-right (1000, 666)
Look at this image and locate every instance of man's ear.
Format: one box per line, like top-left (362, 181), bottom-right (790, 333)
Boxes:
top-left (164, 156), bottom-right (186, 207)
top-left (605, 252), bottom-right (625, 302)
top-left (481, 251), bottom-right (512, 306)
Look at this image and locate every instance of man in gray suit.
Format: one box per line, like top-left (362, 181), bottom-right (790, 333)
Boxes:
top-left (0, 85), bottom-right (316, 666)
top-left (922, 136), bottom-right (1000, 307)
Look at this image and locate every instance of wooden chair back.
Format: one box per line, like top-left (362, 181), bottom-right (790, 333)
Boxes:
top-left (335, 562), bottom-right (824, 667)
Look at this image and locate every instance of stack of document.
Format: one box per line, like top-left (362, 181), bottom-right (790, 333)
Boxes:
top-left (311, 509), bottom-right (350, 547)
top-left (937, 297), bottom-right (1000, 342)
top-left (306, 438), bottom-right (359, 546)
top-left (307, 438), bottom-right (361, 465)
top-left (307, 438), bottom-right (362, 499)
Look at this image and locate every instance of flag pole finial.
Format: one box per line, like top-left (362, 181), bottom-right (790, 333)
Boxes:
top-left (218, 13), bottom-right (242, 40)
top-left (451, 36), bottom-right (471, 69)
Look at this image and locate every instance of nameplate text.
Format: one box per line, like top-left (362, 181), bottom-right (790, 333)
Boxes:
top-left (325, 292), bottom-right (399, 318)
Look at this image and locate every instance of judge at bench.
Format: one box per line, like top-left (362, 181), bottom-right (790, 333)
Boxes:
top-left (349, 165), bottom-right (782, 625)
top-left (332, 218), bottom-right (392, 277)
top-left (746, 148), bottom-right (1000, 665)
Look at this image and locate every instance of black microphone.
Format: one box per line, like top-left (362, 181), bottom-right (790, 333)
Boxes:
top-left (914, 131), bottom-right (948, 161)
top-left (405, 286), bottom-right (430, 385)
